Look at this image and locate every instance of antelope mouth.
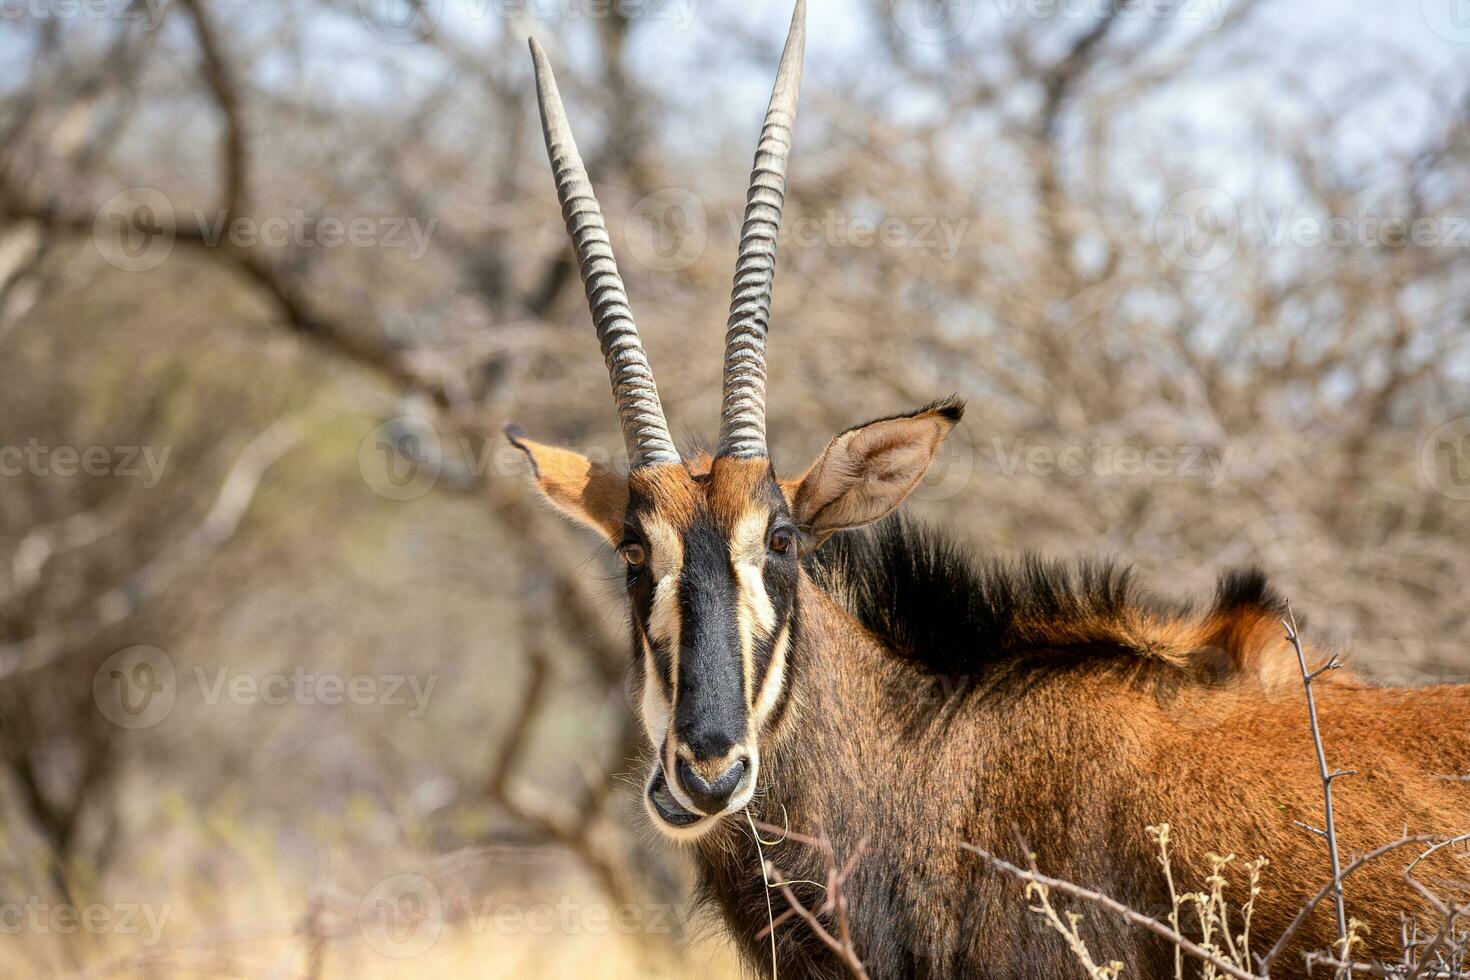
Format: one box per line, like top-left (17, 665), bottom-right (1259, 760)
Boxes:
top-left (646, 766), bottom-right (704, 828)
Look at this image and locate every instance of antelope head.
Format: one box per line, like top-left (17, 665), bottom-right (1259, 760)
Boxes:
top-left (507, 1), bottom-right (962, 840)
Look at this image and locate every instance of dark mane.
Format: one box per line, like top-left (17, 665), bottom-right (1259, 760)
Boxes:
top-left (805, 515), bottom-right (1289, 688)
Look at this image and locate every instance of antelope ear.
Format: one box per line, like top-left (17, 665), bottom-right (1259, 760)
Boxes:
top-left (505, 425), bottom-right (628, 543)
top-left (784, 399), bottom-right (963, 548)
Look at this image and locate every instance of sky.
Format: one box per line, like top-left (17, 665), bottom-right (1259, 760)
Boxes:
top-left (2, 0), bottom-right (1467, 236)
top-left (5, 0), bottom-right (1465, 143)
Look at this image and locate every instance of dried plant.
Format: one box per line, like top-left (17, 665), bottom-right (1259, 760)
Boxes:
top-left (749, 814), bottom-right (872, 980)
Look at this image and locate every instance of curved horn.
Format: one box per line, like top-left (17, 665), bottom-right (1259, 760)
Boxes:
top-left (716, 0), bottom-right (806, 459)
top-left (529, 38), bottom-right (679, 469)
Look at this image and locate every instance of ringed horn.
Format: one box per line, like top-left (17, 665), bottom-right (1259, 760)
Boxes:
top-left (528, 37), bottom-right (679, 469)
top-left (717, 0), bottom-right (807, 459)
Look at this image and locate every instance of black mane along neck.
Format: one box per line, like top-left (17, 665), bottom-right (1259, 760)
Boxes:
top-left (804, 515), bottom-right (1287, 700)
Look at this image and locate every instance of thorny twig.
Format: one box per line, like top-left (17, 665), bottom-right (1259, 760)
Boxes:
top-left (1284, 602), bottom-right (1355, 977)
top-left (753, 817), bottom-right (871, 980)
top-left (1256, 835), bottom-right (1451, 976)
top-left (1403, 836), bottom-right (1470, 980)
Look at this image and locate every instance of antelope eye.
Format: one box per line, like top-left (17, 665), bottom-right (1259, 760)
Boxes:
top-left (768, 527), bottom-right (794, 555)
top-left (620, 540), bottom-right (647, 567)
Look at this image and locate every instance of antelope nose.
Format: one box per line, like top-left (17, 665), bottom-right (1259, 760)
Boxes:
top-left (675, 756), bottom-right (749, 814)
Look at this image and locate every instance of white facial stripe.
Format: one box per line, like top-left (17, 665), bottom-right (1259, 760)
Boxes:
top-left (639, 517), bottom-right (683, 761)
top-left (648, 574), bottom-right (680, 755)
top-left (735, 559), bottom-right (774, 707)
top-left (648, 573), bottom-right (682, 648)
top-left (729, 509), bottom-right (769, 566)
top-left (642, 516), bottom-right (684, 584)
top-left (752, 623), bottom-right (790, 727)
top-left (644, 516), bottom-right (684, 652)
top-left (735, 561), bottom-right (777, 637)
top-left (639, 637), bottom-right (670, 750)
top-left (730, 508), bottom-right (776, 707)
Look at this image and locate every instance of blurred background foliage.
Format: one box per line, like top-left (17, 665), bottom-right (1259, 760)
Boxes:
top-left (0, 0), bottom-right (1467, 975)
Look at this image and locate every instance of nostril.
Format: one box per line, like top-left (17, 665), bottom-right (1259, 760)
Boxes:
top-left (677, 759), bottom-right (712, 795)
top-left (710, 756), bottom-right (748, 795)
top-left (676, 756), bottom-right (750, 812)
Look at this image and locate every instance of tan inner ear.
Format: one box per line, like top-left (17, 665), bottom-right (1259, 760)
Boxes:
top-left (789, 407), bottom-right (959, 540)
top-left (506, 429), bottom-right (628, 542)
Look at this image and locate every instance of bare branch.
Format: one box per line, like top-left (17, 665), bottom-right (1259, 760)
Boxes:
top-left (178, 0), bottom-right (248, 219)
top-left (1283, 601), bottom-right (1353, 974)
top-left (0, 416), bottom-right (303, 681)
top-left (754, 819), bottom-right (871, 980)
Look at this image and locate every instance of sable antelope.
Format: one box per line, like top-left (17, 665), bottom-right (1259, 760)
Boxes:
top-left (507, 4), bottom-right (1470, 976)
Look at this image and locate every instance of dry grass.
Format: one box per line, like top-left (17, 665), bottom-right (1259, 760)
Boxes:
top-left (0, 859), bottom-right (742, 979)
